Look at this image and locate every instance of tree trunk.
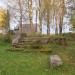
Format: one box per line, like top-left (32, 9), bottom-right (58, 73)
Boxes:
top-left (59, 0), bottom-right (65, 34)
top-left (55, 16), bottom-right (58, 34)
top-left (59, 20), bottom-right (62, 34)
top-left (19, 0), bottom-right (23, 34)
top-left (35, 10), bottom-right (38, 32)
top-left (55, 24), bottom-right (58, 34)
top-left (47, 11), bottom-right (50, 35)
top-left (28, 0), bottom-right (33, 32)
top-left (39, 0), bottom-right (42, 34)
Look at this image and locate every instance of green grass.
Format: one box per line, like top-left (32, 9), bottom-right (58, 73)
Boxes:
top-left (0, 33), bottom-right (75, 75)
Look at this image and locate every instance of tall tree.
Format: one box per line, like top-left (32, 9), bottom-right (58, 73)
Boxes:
top-left (40, 0), bottom-right (52, 35)
top-left (28, 0), bottom-right (34, 32)
top-left (39, 0), bottom-right (42, 34)
top-left (54, 0), bottom-right (65, 34)
top-left (6, 9), bottom-right (10, 30)
top-left (59, 0), bottom-right (65, 34)
top-left (18, 0), bottom-right (23, 33)
top-left (8, 0), bottom-right (29, 33)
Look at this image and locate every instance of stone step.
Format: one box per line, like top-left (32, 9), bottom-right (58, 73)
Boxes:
top-left (15, 45), bottom-right (30, 48)
top-left (23, 37), bottom-right (49, 40)
top-left (13, 44), bottom-right (51, 50)
top-left (20, 37), bottom-right (49, 44)
top-left (8, 47), bottom-right (52, 52)
top-left (15, 44), bottom-right (42, 48)
top-left (20, 39), bottom-right (36, 42)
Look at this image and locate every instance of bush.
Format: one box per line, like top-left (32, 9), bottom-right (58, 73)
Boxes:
top-left (4, 34), bottom-right (11, 43)
top-left (71, 10), bottom-right (75, 28)
top-left (0, 33), bottom-right (12, 44)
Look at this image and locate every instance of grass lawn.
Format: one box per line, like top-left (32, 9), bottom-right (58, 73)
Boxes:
top-left (0, 33), bottom-right (75, 75)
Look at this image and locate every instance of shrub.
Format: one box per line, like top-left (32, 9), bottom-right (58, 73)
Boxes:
top-left (0, 32), bottom-right (12, 44)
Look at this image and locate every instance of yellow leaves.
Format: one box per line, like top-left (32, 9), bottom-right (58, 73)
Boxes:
top-left (0, 8), bottom-right (7, 27)
top-left (0, 9), bottom-right (6, 17)
top-left (42, 0), bottom-right (51, 10)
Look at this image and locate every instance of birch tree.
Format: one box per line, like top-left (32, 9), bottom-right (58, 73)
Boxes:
top-left (54, 0), bottom-right (65, 34)
top-left (40, 0), bottom-right (53, 35)
top-left (28, 0), bottom-right (33, 32)
top-left (6, 0), bottom-right (28, 33)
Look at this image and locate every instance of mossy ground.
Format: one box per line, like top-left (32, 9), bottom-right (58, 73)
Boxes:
top-left (0, 33), bottom-right (75, 75)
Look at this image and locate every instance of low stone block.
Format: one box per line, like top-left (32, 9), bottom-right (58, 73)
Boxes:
top-left (49, 55), bottom-right (63, 67)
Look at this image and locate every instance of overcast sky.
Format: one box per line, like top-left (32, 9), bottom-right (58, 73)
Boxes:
top-left (0, 0), bottom-right (7, 9)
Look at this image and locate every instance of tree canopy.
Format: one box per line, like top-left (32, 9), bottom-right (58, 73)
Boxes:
top-left (0, 8), bottom-right (7, 27)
